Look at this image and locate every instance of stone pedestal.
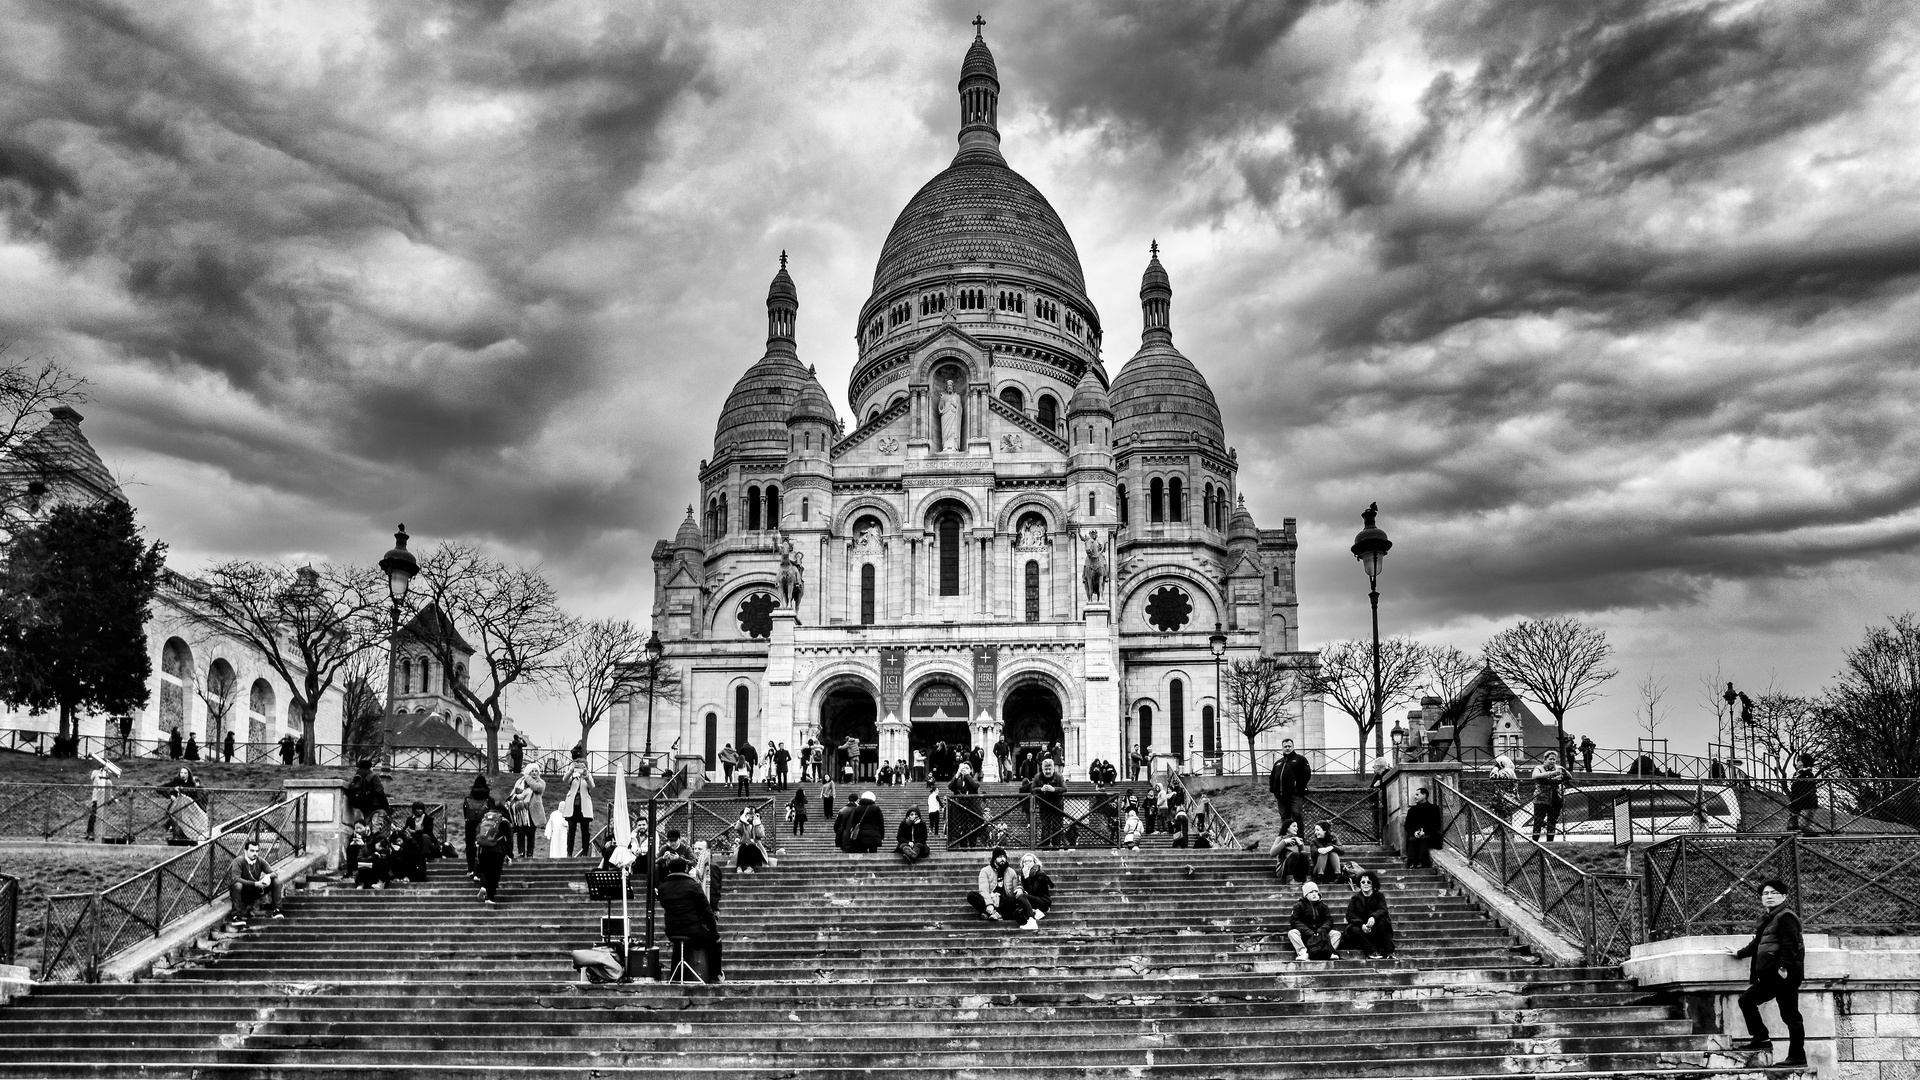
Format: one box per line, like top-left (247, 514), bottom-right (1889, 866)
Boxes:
top-left (878, 713), bottom-right (909, 773)
top-left (765, 609), bottom-right (798, 747)
top-left (1080, 603), bottom-right (1118, 781)
top-left (1381, 761), bottom-right (1463, 855)
top-left (676, 754), bottom-right (708, 791)
top-left (282, 777), bottom-right (349, 872)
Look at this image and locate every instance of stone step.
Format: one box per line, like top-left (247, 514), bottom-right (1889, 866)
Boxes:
top-left (0, 1065), bottom-right (1807, 1079)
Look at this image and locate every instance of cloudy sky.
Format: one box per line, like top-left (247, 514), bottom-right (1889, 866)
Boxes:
top-left (4, 0), bottom-right (1918, 753)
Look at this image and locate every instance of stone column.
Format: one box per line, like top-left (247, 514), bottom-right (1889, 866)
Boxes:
top-left (1081, 603), bottom-right (1119, 781)
top-left (764, 610), bottom-right (798, 747)
top-left (879, 713), bottom-right (910, 771)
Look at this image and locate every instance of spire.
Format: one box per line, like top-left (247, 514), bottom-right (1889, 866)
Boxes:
top-left (956, 20), bottom-right (1003, 164)
top-left (767, 252), bottom-right (797, 346)
top-left (1140, 242), bottom-right (1171, 342)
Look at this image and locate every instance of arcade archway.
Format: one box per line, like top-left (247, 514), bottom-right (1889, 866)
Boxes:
top-left (909, 680), bottom-right (972, 771)
top-left (818, 682), bottom-right (878, 783)
top-left (1002, 681), bottom-right (1064, 755)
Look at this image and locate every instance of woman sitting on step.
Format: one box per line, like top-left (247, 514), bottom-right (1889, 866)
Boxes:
top-left (965, 847), bottom-right (1037, 930)
top-left (1270, 821), bottom-right (1311, 883)
top-left (733, 808), bottom-right (769, 873)
top-left (1309, 822), bottom-right (1344, 883)
top-left (895, 808), bottom-right (930, 865)
top-left (1019, 852), bottom-right (1054, 919)
top-left (1343, 870), bottom-right (1394, 959)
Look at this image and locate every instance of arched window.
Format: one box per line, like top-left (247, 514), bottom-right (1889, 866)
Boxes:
top-left (1169, 477), bottom-right (1184, 521)
top-left (706, 498), bottom-right (718, 538)
top-left (746, 486), bottom-right (762, 531)
top-left (999, 386), bottom-right (1024, 412)
top-left (801, 497), bottom-right (810, 522)
top-left (1273, 568), bottom-right (1281, 587)
top-left (1203, 483), bottom-right (1214, 527)
top-left (860, 564), bottom-right (876, 625)
top-left (1202, 704), bottom-right (1216, 755)
top-left (419, 659), bottom-right (431, 695)
top-left (868, 407), bottom-right (880, 424)
top-left (1118, 484), bottom-right (1129, 525)
top-left (704, 712), bottom-right (718, 769)
top-left (937, 511), bottom-right (962, 596)
top-left (454, 663), bottom-right (465, 686)
top-left (1088, 492), bottom-right (1096, 515)
top-left (1024, 560), bottom-right (1040, 623)
top-left (766, 485), bottom-right (780, 528)
top-left (1138, 704), bottom-right (1154, 752)
top-left (734, 685), bottom-right (750, 751)
top-left (399, 658), bottom-right (411, 694)
top-left (719, 493), bottom-right (729, 534)
top-left (1150, 478), bottom-right (1165, 522)
top-left (1036, 394), bottom-right (1058, 430)
top-left (1170, 679), bottom-right (1186, 755)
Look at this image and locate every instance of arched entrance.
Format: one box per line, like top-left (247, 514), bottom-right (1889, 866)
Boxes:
top-left (819, 681), bottom-right (878, 783)
top-left (909, 680), bottom-right (971, 776)
top-left (1002, 681), bottom-right (1065, 757)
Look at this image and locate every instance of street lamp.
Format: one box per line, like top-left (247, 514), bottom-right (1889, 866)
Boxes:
top-left (641, 630), bottom-right (665, 770)
top-left (1208, 622), bottom-right (1227, 772)
top-left (1350, 503), bottom-right (1393, 760)
top-left (377, 525), bottom-right (419, 752)
top-left (1390, 719), bottom-right (1407, 763)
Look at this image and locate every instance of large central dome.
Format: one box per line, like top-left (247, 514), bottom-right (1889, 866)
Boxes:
top-left (871, 159), bottom-right (1088, 299)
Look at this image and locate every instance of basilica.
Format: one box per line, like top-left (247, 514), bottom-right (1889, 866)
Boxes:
top-left (617, 28), bottom-right (1325, 779)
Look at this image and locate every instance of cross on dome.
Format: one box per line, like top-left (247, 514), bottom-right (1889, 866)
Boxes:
top-left (973, 13), bottom-right (985, 37)
top-left (779, 249), bottom-right (787, 270)
top-left (1150, 239), bottom-right (1159, 257)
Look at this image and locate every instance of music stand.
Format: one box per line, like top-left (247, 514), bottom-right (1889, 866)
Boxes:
top-left (584, 869), bottom-right (635, 979)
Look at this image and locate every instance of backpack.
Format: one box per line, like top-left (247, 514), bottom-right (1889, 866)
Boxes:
top-left (476, 810), bottom-right (508, 851)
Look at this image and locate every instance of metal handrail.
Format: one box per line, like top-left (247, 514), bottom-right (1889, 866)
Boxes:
top-left (36, 792), bottom-right (309, 982)
top-left (1161, 768), bottom-right (1240, 850)
top-left (1434, 777), bottom-right (1643, 966)
top-left (0, 873), bottom-right (16, 967)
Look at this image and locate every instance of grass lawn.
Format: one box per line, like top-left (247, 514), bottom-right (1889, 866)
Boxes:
top-left (2, 843), bottom-right (174, 973)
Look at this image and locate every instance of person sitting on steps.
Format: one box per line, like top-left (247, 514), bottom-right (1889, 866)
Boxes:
top-left (895, 807), bottom-right (930, 866)
top-left (1270, 820), bottom-right (1311, 883)
top-left (1287, 880), bottom-right (1341, 961)
top-left (1343, 870), bottom-right (1394, 959)
top-left (227, 839), bottom-right (282, 926)
top-left (1309, 821), bottom-right (1344, 883)
top-left (733, 809), bottom-right (769, 873)
top-left (965, 847), bottom-right (1037, 930)
top-left (1019, 852), bottom-right (1054, 920)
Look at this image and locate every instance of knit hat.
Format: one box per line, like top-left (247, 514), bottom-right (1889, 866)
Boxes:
top-left (861, 790), bottom-right (876, 802)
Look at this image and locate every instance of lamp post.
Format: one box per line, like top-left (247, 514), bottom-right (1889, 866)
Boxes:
top-left (377, 525), bottom-right (418, 761)
top-left (1208, 622), bottom-right (1227, 773)
top-left (1350, 504), bottom-right (1393, 761)
top-left (641, 630), bottom-right (665, 772)
top-left (1390, 719), bottom-right (1407, 764)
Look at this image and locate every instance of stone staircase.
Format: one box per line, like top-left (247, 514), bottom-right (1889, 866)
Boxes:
top-left (0, 781), bottom-right (1803, 1077)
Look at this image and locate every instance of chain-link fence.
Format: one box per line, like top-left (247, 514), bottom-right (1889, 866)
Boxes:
top-left (1294, 787), bottom-right (1383, 845)
top-left (35, 794), bottom-right (308, 982)
top-left (1644, 832), bottom-right (1920, 940)
top-left (0, 783), bottom-right (285, 845)
top-left (1436, 778), bottom-right (1643, 966)
top-left (944, 792), bottom-right (1122, 850)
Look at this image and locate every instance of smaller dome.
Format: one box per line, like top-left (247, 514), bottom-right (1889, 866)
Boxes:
top-left (1140, 242), bottom-right (1169, 293)
top-left (1067, 365), bottom-right (1111, 416)
top-left (961, 33), bottom-right (998, 84)
top-left (1229, 494), bottom-right (1258, 541)
top-left (788, 366), bottom-right (838, 426)
top-left (675, 506), bottom-right (704, 551)
top-left (768, 251), bottom-right (796, 305)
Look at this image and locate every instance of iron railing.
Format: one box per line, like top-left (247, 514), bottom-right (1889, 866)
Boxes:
top-left (36, 793), bottom-right (308, 982)
top-left (0, 873), bottom-right (16, 966)
top-left (1162, 769), bottom-right (1241, 850)
top-left (0, 784), bottom-right (284, 845)
top-left (0, 728), bottom-right (512, 771)
top-left (1434, 778), bottom-right (1643, 966)
top-left (944, 792), bottom-right (1123, 850)
top-left (1456, 773), bottom-right (1920, 842)
top-left (1644, 832), bottom-right (1920, 940)
top-left (1294, 785), bottom-right (1383, 845)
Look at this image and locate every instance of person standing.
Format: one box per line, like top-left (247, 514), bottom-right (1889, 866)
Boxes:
top-left (507, 734), bottom-right (527, 775)
top-left (278, 733), bottom-right (296, 765)
top-left (847, 790), bottom-right (885, 854)
top-left (925, 782), bottom-right (943, 838)
top-left (345, 759), bottom-right (389, 828)
top-left (1578, 735), bottom-right (1596, 774)
top-left (739, 742), bottom-right (759, 791)
top-left (222, 730), bottom-right (236, 763)
top-left (183, 733), bottom-right (200, 761)
top-left (473, 799), bottom-right (511, 906)
top-left (168, 728), bottom-right (183, 759)
top-left (1530, 752), bottom-right (1566, 842)
top-left (1729, 879), bottom-right (1807, 1067)
top-left (86, 754), bottom-right (119, 841)
top-left (821, 777), bottom-right (836, 824)
top-left (788, 784), bottom-right (809, 836)
top-left (1270, 739), bottom-right (1311, 828)
top-left (1403, 787), bottom-right (1442, 868)
top-left (461, 775), bottom-right (491, 875)
top-left (993, 736), bottom-right (1010, 782)
top-left (719, 743), bottom-right (739, 783)
top-left (1787, 754), bottom-right (1819, 832)
top-left (559, 756), bottom-right (595, 858)
top-left (774, 743), bottom-right (791, 790)
top-left (508, 767), bottom-right (545, 858)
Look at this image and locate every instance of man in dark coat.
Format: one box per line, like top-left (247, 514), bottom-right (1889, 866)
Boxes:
top-left (168, 728), bottom-right (183, 759)
top-left (278, 733), bottom-right (297, 765)
top-left (222, 730), bottom-right (236, 762)
top-left (773, 743), bottom-right (791, 789)
top-left (1403, 787), bottom-right (1443, 868)
top-left (1285, 880), bottom-right (1340, 960)
top-left (1269, 739), bottom-right (1311, 826)
top-left (1729, 879), bottom-right (1806, 1066)
top-left (345, 759), bottom-right (390, 827)
top-left (846, 791), bottom-right (886, 854)
top-left (657, 857), bottom-right (722, 982)
top-left (993, 737), bottom-right (1010, 781)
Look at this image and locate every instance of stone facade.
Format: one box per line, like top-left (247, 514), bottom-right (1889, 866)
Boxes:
top-left (618, 30), bottom-right (1324, 778)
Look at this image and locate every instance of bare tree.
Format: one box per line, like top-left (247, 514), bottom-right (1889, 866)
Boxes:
top-left (1747, 688), bottom-right (1820, 781)
top-left (1307, 637), bottom-right (1426, 765)
top-left (195, 659), bottom-right (238, 751)
top-left (1481, 617), bottom-right (1618, 757)
top-left (0, 352), bottom-right (90, 525)
top-left (176, 562), bottom-right (387, 756)
top-left (1423, 644), bottom-right (1481, 707)
top-left (558, 618), bottom-right (682, 752)
top-left (1635, 672), bottom-right (1670, 745)
top-left (338, 651), bottom-right (387, 759)
top-left (1223, 656), bottom-right (1299, 778)
top-left (1814, 614), bottom-right (1920, 780)
top-left (413, 543), bottom-right (573, 774)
